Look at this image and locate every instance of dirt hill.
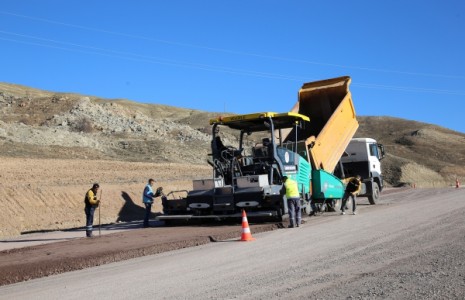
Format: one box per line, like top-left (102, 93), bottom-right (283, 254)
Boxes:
top-left (1, 82), bottom-right (464, 237)
top-left (356, 116), bottom-right (465, 187)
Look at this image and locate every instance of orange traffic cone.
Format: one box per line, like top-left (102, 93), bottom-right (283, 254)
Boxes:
top-left (240, 210), bottom-right (255, 242)
top-left (456, 178), bottom-right (460, 188)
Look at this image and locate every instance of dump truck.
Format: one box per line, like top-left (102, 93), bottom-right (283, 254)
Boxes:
top-left (157, 76), bottom-right (359, 222)
top-left (287, 77), bottom-right (386, 210)
top-left (286, 76), bottom-right (359, 211)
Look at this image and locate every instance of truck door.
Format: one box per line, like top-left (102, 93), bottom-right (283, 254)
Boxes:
top-left (368, 143), bottom-right (382, 179)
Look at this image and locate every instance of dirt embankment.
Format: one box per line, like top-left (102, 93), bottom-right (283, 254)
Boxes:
top-left (0, 156), bottom-right (211, 238)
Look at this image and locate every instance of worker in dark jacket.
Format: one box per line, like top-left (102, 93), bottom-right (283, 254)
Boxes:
top-left (142, 178), bottom-right (162, 227)
top-left (341, 175), bottom-right (362, 215)
top-left (211, 127), bottom-right (226, 158)
top-left (283, 176), bottom-right (301, 228)
top-left (84, 183), bottom-right (100, 237)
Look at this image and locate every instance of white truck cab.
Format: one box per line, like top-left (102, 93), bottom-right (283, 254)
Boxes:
top-left (340, 138), bottom-right (385, 204)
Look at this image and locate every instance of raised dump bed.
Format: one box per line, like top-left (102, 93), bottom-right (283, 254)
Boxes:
top-left (290, 76), bottom-right (359, 173)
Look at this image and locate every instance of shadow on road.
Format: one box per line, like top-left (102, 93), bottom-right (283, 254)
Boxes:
top-left (117, 191), bottom-right (161, 222)
top-left (17, 192), bottom-right (165, 237)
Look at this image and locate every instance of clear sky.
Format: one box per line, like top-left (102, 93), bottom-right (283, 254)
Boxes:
top-left (1, 1), bottom-right (464, 133)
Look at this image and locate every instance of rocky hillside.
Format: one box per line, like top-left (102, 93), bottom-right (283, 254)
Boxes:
top-left (0, 82), bottom-right (228, 164)
top-left (1, 82), bottom-right (465, 188)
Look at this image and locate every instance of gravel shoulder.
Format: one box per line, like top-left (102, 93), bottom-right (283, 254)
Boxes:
top-left (1, 188), bottom-right (464, 299)
top-left (0, 220), bottom-right (280, 286)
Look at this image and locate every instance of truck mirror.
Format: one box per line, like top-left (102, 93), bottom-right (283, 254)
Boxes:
top-left (378, 144), bottom-right (385, 160)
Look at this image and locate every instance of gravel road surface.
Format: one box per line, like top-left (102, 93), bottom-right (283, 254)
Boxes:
top-left (1, 188), bottom-right (464, 299)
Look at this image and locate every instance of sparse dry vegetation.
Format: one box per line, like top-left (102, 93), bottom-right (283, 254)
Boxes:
top-left (73, 116), bottom-right (94, 133)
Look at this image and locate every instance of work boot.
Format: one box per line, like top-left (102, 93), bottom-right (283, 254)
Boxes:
top-left (86, 230), bottom-right (93, 237)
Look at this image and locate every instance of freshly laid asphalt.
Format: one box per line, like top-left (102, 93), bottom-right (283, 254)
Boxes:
top-left (0, 220), bottom-right (163, 251)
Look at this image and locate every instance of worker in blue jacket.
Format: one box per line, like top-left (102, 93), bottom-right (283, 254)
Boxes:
top-left (142, 178), bottom-right (162, 227)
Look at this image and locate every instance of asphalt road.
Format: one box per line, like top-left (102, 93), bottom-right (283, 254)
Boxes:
top-left (1, 188), bottom-right (464, 299)
top-left (0, 221), bottom-right (147, 252)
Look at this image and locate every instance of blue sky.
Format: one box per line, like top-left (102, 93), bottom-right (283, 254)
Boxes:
top-left (1, 1), bottom-right (464, 133)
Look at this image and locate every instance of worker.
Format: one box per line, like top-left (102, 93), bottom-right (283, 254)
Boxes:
top-left (262, 138), bottom-right (271, 157)
top-left (212, 127), bottom-right (242, 160)
top-left (142, 178), bottom-right (163, 227)
top-left (211, 127), bottom-right (227, 158)
top-left (283, 176), bottom-right (301, 228)
top-left (84, 183), bottom-right (100, 237)
top-left (308, 199), bottom-right (318, 217)
top-left (341, 175), bottom-right (362, 215)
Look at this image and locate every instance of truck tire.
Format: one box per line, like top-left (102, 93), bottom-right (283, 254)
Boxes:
top-left (368, 182), bottom-right (380, 205)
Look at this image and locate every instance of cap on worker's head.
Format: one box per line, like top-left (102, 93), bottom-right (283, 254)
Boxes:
top-left (282, 176), bottom-right (288, 182)
top-left (92, 183), bottom-right (100, 189)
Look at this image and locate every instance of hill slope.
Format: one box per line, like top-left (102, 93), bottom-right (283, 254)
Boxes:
top-left (2, 82), bottom-right (465, 188)
top-left (356, 116), bottom-right (465, 187)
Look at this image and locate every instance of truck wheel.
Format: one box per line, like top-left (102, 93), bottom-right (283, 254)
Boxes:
top-left (368, 182), bottom-right (380, 205)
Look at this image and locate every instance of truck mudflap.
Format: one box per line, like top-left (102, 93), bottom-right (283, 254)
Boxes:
top-left (155, 210), bottom-right (278, 221)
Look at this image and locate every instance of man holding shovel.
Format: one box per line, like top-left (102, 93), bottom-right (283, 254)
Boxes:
top-left (84, 183), bottom-right (100, 237)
